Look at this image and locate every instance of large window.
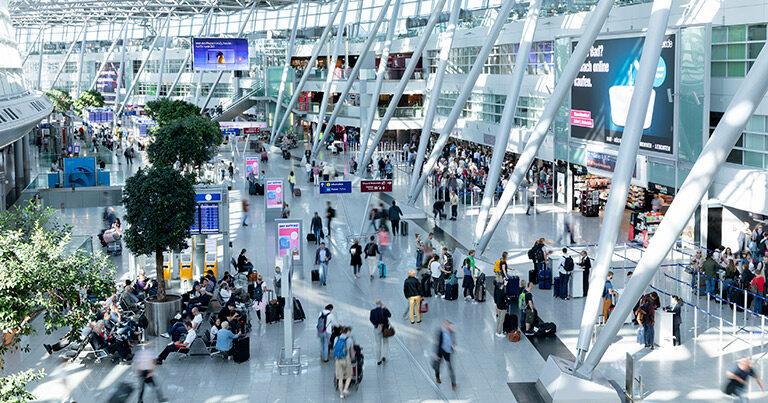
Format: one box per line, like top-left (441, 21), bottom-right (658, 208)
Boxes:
top-left (712, 24), bottom-right (766, 78)
top-left (711, 112), bottom-right (768, 168)
top-left (427, 41), bottom-right (553, 76)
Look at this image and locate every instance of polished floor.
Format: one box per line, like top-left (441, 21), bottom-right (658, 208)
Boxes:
top-left (4, 144), bottom-right (767, 402)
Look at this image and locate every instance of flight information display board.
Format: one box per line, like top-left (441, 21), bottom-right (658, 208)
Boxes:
top-left (198, 204), bottom-right (220, 234)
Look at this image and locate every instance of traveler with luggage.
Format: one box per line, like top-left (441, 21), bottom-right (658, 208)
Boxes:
top-left (288, 171), bottom-right (296, 196)
top-left (724, 357), bottom-right (764, 401)
top-left (461, 251), bottom-right (478, 301)
top-left (369, 300), bottom-right (392, 365)
top-left (388, 200), bottom-right (403, 236)
top-left (364, 236), bottom-right (380, 280)
top-left (334, 326), bottom-right (356, 398)
top-left (556, 248), bottom-right (574, 300)
top-left (326, 201), bottom-right (336, 238)
top-left (404, 271), bottom-right (423, 324)
top-left (432, 320), bottom-right (457, 390)
top-left (494, 252), bottom-right (509, 283)
top-left (213, 321), bottom-right (243, 359)
top-left (494, 281), bottom-right (509, 337)
top-left (602, 271), bottom-right (617, 322)
top-left (310, 212), bottom-right (323, 245)
top-left (527, 238), bottom-right (548, 284)
top-left (317, 304), bottom-right (337, 362)
top-left (314, 242), bottom-right (332, 286)
top-left (349, 239), bottom-right (363, 278)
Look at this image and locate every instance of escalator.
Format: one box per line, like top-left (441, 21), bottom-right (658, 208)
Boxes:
top-left (212, 82), bottom-right (266, 122)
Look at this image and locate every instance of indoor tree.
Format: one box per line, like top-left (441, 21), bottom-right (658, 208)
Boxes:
top-left (43, 88), bottom-right (73, 114)
top-left (0, 201), bottom-right (115, 401)
top-left (122, 166), bottom-right (196, 301)
top-left (72, 89), bottom-right (105, 115)
top-left (146, 115), bottom-right (222, 170)
top-left (144, 98), bottom-right (200, 127)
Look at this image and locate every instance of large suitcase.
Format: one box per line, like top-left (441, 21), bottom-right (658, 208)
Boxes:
top-left (474, 273), bottom-right (486, 302)
top-left (378, 261), bottom-right (387, 278)
top-left (400, 221), bottom-right (409, 236)
top-left (506, 275), bottom-right (520, 298)
top-left (266, 301), bottom-right (282, 323)
top-left (503, 313), bottom-right (518, 333)
top-left (534, 322), bottom-right (557, 337)
top-left (538, 268), bottom-right (552, 290)
top-left (528, 269), bottom-right (538, 285)
top-left (256, 183), bottom-right (264, 195)
top-left (307, 233), bottom-right (317, 243)
top-left (311, 269), bottom-right (320, 282)
top-left (294, 188), bottom-right (301, 197)
top-left (293, 298), bottom-right (306, 321)
top-left (232, 336), bottom-right (250, 363)
top-left (444, 283), bottom-right (458, 301)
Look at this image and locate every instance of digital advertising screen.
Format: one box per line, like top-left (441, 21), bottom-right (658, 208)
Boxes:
top-left (265, 179), bottom-right (284, 209)
top-left (570, 35), bottom-right (676, 154)
top-left (245, 157), bottom-right (259, 177)
top-left (192, 38), bottom-right (249, 71)
top-left (277, 222), bottom-right (301, 261)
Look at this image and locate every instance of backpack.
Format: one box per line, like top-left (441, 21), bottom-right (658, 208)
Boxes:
top-left (329, 208), bottom-right (336, 218)
top-left (253, 281), bottom-right (264, 302)
top-left (317, 313), bottom-right (329, 336)
top-left (518, 292), bottom-right (527, 309)
top-left (564, 256), bottom-right (574, 272)
top-left (333, 336), bottom-right (348, 359)
top-left (494, 260), bottom-right (502, 274)
top-left (527, 246), bottom-right (537, 260)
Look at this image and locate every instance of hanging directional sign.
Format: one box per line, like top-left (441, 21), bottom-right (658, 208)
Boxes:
top-left (320, 181), bottom-right (352, 194)
top-left (360, 180), bottom-right (393, 193)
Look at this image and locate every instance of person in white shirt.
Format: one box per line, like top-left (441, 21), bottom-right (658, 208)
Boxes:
top-left (556, 248), bottom-right (573, 300)
top-left (191, 307), bottom-right (203, 331)
top-left (318, 304), bottom-right (338, 362)
top-left (156, 321), bottom-right (196, 364)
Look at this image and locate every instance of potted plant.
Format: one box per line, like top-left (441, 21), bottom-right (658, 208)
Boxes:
top-left (122, 166), bottom-right (196, 335)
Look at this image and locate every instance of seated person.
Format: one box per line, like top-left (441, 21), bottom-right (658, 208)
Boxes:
top-left (134, 271), bottom-right (156, 297)
top-left (156, 321), bottom-right (196, 365)
top-left (221, 271), bottom-right (234, 286)
top-left (237, 249), bottom-right (253, 272)
top-left (119, 285), bottom-right (140, 312)
top-left (106, 333), bottom-right (133, 362)
top-left (219, 282), bottom-right (232, 305)
top-left (217, 302), bottom-right (239, 323)
top-left (204, 270), bottom-right (217, 290)
top-left (164, 313), bottom-right (191, 341)
top-left (212, 321), bottom-right (241, 358)
top-left (205, 318), bottom-right (222, 346)
top-left (88, 321), bottom-right (108, 351)
top-left (190, 307), bottom-right (203, 331)
top-left (183, 284), bottom-right (212, 315)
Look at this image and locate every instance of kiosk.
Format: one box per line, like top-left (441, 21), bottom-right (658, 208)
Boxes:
top-left (163, 251), bottom-right (173, 282)
top-left (205, 238), bottom-right (218, 278)
top-left (179, 248), bottom-right (193, 289)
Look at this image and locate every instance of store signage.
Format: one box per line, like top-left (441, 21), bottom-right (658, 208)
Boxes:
top-left (648, 181), bottom-right (675, 196)
top-left (277, 222), bottom-right (301, 261)
top-left (244, 157), bottom-right (259, 177)
top-left (571, 35), bottom-right (676, 155)
top-left (360, 180), bottom-right (393, 193)
top-left (243, 127), bottom-right (260, 135)
top-left (585, 151), bottom-right (617, 172)
top-left (265, 179), bottom-right (284, 209)
top-left (320, 181), bottom-right (352, 194)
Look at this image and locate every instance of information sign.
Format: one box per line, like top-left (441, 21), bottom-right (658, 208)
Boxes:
top-left (360, 180), bottom-right (393, 193)
top-left (266, 179), bottom-right (284, 209)
top-left (319, 181), bottom-right (352, 194)
top-left (277, 222), bottom-right (301, 261)
top-left (245, 157), bottom-right (260, 177)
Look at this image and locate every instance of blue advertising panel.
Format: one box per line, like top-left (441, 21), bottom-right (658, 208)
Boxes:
top-left (192, 38), bottom-right (249, 71)
top-left (319, 181), bottom-right (352, 194)
top-left (63, 157), bottom-right (96, 187)
top-left (570, 35), bottom-right (676, 154)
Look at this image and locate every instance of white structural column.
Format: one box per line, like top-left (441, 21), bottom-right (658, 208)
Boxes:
top-left (88, 18), bottom-right (131, 92)
top-left (579, 35), bottom-right (768, 379)
top-left (117, 12), bottom-right (173, 116)
top-left (49, 23), bottom-right (88, 90)
top-left (472, 0), bottom-right (541, 224)
top-left (156, 14), bottom-right (172, 98)
top-left (115, 22), bottom-right (128, 110)
top-left (269, 0), bottom-right (304, 145)
top-left (199, 2), bottom-right (258, 113)
top-left (574, 0), bottom-right (672, 366)
top-left (75, 24), bottom-right (88, 97)
top-left (313, 0), bottom-right (398, 157)
top-left (36, 28), bottom-right (44, 91)
top-left (167, 9), bottom-right (213, 99)
top-left (356, 0), bottom-right (402, 163)
top-left (407, 0), bottom-right (462, 195)
top-left (475, 0), bottom-right (615, 253)
top-left (310, 0), bottom-right (351, 153)
top-left (359, 0), bottom-right (449, 171)
top-left (406, 0), bottom-right (517, 204)
top-left (273, 0), bottom-right (347, 138)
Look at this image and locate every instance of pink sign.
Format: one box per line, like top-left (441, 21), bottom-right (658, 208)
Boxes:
top-left (245, 157), bottom-right (259, 177)
top-left (277, 222), bottom-right (301, 260)
top-left (570, 109), bottom-right (594, 128)
top-left (265, 179), bottom-right (283, 209)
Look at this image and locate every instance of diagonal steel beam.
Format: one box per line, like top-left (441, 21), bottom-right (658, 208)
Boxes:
top-left (88, 17), bottom-right (131, 92)
top-left (168, 8), bottom-right (214, 99)
top-left (269, 0), bottom-right (305, 145)
top-left (49, 23), bottom-right (88, 90)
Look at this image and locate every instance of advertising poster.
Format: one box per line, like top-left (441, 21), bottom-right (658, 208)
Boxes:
top-left (265, 179), bottom-right (284, 209)
top-left (95, 62), bottom-right (122, 103)
top-left (570, 35), bottom-right (676, 154)
top-left (245, 157), bottom-right (259, 177)
top-left (277, 222), bottom-right (301, 261)
top-left (192, 38), bottom-right (249, 71)
top-left (63, 157), bottom-right (97, 188)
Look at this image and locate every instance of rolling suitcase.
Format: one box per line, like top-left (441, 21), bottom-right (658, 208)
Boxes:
top-left (444, 283), bottom-right (458, 301)
top-left (503, 313), bottom-right (518, 333)
top-left (378, 261), bottom-right (387, 278)
top-left (528, 269), bottom-right (538, 285)
top-left (256, 183), bottom-right (264, 195)
top-left (306, 233), bottom-right (317, 243)
top-left (538, 268), bottom-right (552, 290)
top-left (294, 188), bottom-right (301, 197)
top-left (293, 298), bottom-right (306, 321)
top-left (474, 273), bottom-right (486, 302)
top-left (400, 221), bottom-right (409, 236)
top-left (232, 336), bottom-right (250, 363)
top-left (506, 275), bottom-right (520, 298)
top-left (311, 269), bottom-right (320, 282)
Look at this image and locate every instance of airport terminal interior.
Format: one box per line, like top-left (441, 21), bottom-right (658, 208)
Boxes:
top-left (1, 0), bottom-right (768, 402)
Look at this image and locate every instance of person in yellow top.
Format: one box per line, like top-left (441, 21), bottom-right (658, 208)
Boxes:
top-left (216, 51), bottom-right (225, 64)
top-left (288, 171), bottom-right (296, 196)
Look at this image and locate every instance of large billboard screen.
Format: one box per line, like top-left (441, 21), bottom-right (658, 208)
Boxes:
top-left (570, 35), bottom-right (676, 154)
top-left (192, 38), bottom-right (249, 71)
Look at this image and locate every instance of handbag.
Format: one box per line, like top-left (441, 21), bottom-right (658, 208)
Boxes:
top-left (382, 325), bottom-right (395, 338)
top-left (420, 300), bottom-right (429, 313)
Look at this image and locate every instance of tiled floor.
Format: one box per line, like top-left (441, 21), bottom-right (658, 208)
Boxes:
top-left (5, 145), bottom-right (768, 402)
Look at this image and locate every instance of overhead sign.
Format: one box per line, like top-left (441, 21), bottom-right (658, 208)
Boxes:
top-left (195, 192), bottom-right (222, 203)
top-left (265, 179), bottom-right (284, 209)
top-left (191, 38), bottom-right (249, 71)
top-left (320, 181), bottom-right (352, 194)
top-left (571, 35), bottom-right (676, 155)
top-left (277, 222), bottom-right (301, 261)
top-left (360, 180), bottom-right (393, 193)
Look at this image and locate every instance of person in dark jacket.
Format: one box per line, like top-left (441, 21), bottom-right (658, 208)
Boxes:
top-left (577, 250), bottom-right (591, 296)
top-left (314, 242), bottom-right (332, 286)
top-left (310, 212), bottom-right (323, 245)
top-left (404, 270), bottom-right (423, 324)
top-left (665, 295), bottom-right (683, 346)
top-left (388, 201), bottom-right (404, 236)
top-left (349, 239), bottom-right (363, 278)
top-left (493, 281), bottom-right (509, 337)
top-left (369, 300), bottom-right (392, 365)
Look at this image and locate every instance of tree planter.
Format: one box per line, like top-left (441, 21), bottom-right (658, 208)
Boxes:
top-left (144, 294), bottom-right (181, 337)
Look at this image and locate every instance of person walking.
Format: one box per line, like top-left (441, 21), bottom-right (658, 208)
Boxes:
top-left (288, 171), bottom-right (296, 196)
top-left (369, 300), bottom-right (392, 365)
top-left (404, 270), bottom-right (423, 324)
top-left (493, 280), bottom-right (508, 337)
top-left (364, 236), bottom-right (380, 279)
top-left (350, 239), bottom-right (363, 278)
top-left (325, 201), bottom-right (336, 238)
top-left (310, 212), bottom-right (323, 245)
top-left (433, 320), bottom-right (457, 390)
top-left (228, 162), bottom-right (234, 181)
top-left (317, 304), bottom-right (337, 362)
top-left (388, 200), bottom-right (403, 236)
top-left (724, 357), bottom-right (765, 402)
top-left (334, 326), bottom-right (355, 398)
top-left (368, 205), bottom-right (379, 232)
top-left (314, 242), bottom-right (332, 286)
top-left (241, 198), bottom-right (250, 227)
top-left (449, 191), bottom-right (459, 220)
top-left (134, 348), bottom-right (167, 403)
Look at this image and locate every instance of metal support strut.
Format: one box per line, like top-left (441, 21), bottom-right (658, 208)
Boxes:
top-left (269, 0), bottom-right (304, 145)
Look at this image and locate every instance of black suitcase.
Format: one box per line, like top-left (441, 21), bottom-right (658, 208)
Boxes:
top-left (400, 221), bottom-right (408, 236)
top-left (444, 283), bottom-right (458, 301)
top-left (503, 313), bottom-right (518, 333)
top-left (311, 269), bottom-right (320, 282)
top-left (474, 273), bottom-right (486, 302)
top-left (232, 336), bottom-right (250, 363)
top-left (506, 275), bottom-right (520, 298)
top-left (282, 150), bottom-right (291, 160)
top-left (307, 233), bottom-right (317, 243)
top-left (421, 276), bottom-right (432, 298)
top-left (293, 298), bottom-right (306, 321)
top-left (249, 182), bottom-right (257, 195)
top-left (538, 269), bottom-right (552, 290)
top-left (553, 277), bottom-right (562, 298)
top-left (255, 183), bottom-right (264, 195)
top-left (266, 302), bottom-right (282, 323)
top-left (534, 322), bottom-right (557, 337)
top-left (107, 382), bottom-right (134, 403)
top-left (528, 269), bottom-right (538, 285)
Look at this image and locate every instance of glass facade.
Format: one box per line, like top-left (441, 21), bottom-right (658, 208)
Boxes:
top-left (426, 41), bottom-right (554, 75)
top-left (436, 92), bottom-right (544, 127)
top-left (712, 24), bottom-right (766, 78)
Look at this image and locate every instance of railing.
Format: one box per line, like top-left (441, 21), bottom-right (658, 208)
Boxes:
top-left (377, 106), bottom-right (424, 119)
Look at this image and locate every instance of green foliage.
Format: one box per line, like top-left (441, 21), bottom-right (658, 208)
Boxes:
top-left (122, 166), bottom-right (196, 300)
top-left (0, 202), bottom-right (115, 358)
top-left (144, 99), bottom-right (201, 127)
top-left (73, 90), bottom-right (105, 115)
top-left (0, 369), bottom-right (44, 403)
top-left (44, 89), bottom-right (73, 114)
top-left (146, 116), bottom-right (222, 169)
